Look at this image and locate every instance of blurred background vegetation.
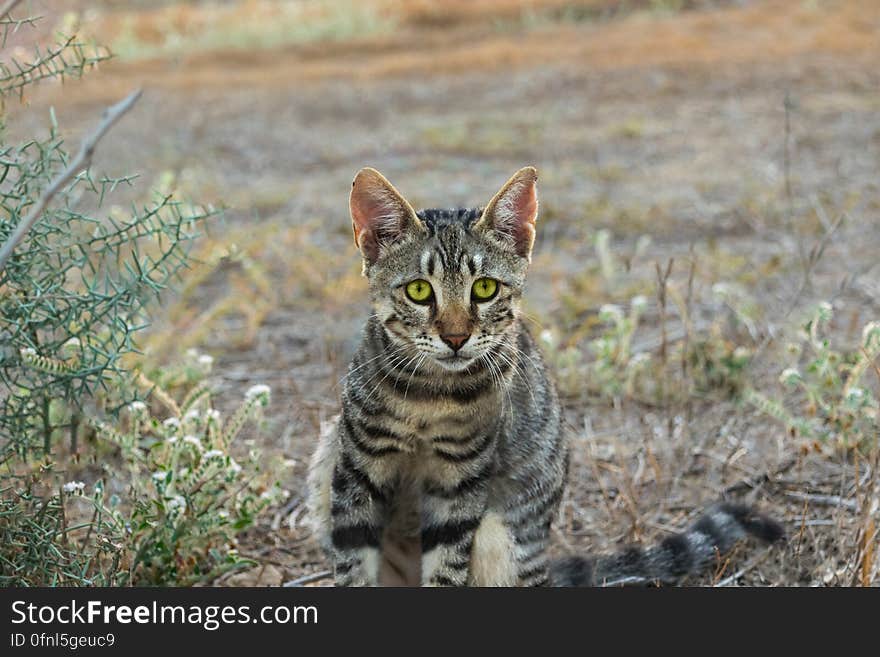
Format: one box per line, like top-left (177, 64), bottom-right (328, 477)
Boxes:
top-left (1, 0), bottom-right (878, 586)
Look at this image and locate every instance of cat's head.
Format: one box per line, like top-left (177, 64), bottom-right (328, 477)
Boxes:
top-left (349, 166), bottom-right (539, 372)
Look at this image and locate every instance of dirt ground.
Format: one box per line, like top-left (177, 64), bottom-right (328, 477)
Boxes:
top-left (8, 0), bottom-right (880, 585)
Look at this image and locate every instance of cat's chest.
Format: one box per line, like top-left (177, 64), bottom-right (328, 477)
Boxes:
top-left (384, 394), bottom-right (499, 445)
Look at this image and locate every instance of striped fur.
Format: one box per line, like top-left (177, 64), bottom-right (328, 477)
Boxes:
top-left (306, 167), bottom-right (782, 587)
top-left (549, 503), bottom-right (784, 586)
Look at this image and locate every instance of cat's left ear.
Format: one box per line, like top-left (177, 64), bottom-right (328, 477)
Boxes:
top-left (350, 167), bottom-right (426, 265)
top-left (474, 166), bottom-right (539, 260)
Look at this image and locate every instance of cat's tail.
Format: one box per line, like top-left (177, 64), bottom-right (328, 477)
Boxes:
top-left (549, 502), bottom-right (784, 586)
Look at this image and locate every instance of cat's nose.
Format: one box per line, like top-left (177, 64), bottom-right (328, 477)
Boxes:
top-left (440, 333), bottom-right (470, 352)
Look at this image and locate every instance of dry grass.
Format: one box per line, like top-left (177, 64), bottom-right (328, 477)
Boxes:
top-left (15, 0), bottom-right (880, 105)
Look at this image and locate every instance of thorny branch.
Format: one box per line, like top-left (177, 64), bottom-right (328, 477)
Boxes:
top-left (0, 88), bottom-right (143, 273)
top-left (0, 0), bottom-right (23, 24)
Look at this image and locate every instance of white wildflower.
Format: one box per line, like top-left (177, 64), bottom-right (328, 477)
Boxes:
top-left (61, 338), bottom-right (81, 357)
top-left (205, 409), bottom-right (221, 424)
top-left (184, 408), bottom-right (200, 422)
top-left (198, 354), bottom-right (214, 370)
top-left (631, 295), bottom-right (648, 311)
top-left (228, 459), bottom-right (242, 475)
top-left (598, 304), bottom-right (624, 322)
top-left (163, 417), bottom-right (181, 430)
top-left (62, 481), bottom-right (85, 494)
top-left (182, 435), bottom-right (203, 451)
top-left (167, 495), bottom-right (186, 512)
top-left (845, 388), bottom-right (865, 404)
top-left (733, 347), bottom-right (751, 360)
top-left (246, 384), bottom-right (271, 405)
top-left (282, 458), bottom-right (298, 469)
top-left (246, 384), bottom-right (271, 399)
top-left (711, 283), bottom-right (731, 297)
top-left (128, 401), bottom-right (148, 414)
top-left (539, 329), bottom-right (554, 347)
top-left (20, 347), bottom-right (36, 356)
top-left (167, 436), bottom-right (178, 444)
top-left (862, 321), bottom-right (880, 348)
top-left (779, 368), bottom-right (802, 386)
top-left (152, 471), bottom-right (167, 483)
top-left (203, 449), bottom-right (225, 460)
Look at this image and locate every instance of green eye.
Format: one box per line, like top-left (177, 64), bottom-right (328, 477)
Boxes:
top-left (405, 279), bottom-right (433, 303)
top-left (471, 277), bottom-right (498, 301)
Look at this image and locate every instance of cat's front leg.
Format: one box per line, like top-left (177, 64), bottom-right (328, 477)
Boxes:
top-left (420, 470), bottom-right (491, 587)
top-left (329, 451), bottom-right (389, 586)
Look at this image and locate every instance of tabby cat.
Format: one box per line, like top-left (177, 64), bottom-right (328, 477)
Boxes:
top-left (306, 166), bottom-right (783, 586)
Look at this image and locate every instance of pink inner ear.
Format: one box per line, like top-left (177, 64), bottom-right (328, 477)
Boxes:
top-left (495, 179), bottom-right (537, 258)
top-left (511, 181), bottom-right (538, 227)
top-left (351, 189), bottom-right (385, 236)
top-left (351, 171), bottom-right (414, 263)
top-left (350, 189), bottom-right (388, 262)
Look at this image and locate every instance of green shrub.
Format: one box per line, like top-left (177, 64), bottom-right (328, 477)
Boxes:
top-left (0, 7), bottom-right (282, 587)
top-left (1, 363), bottom-right (284, 586)
top-left (94, 374), bottom-right (285, 586)
top-left (544, 230), bottom-right (753, 406)
top-left (746, 303), bottom-right (880, 451)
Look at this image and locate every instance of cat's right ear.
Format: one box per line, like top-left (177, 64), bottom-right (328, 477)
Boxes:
top-left (350, 168), bottom-right (425, 265)
top-left (473, 166), bottom-right (539, 260)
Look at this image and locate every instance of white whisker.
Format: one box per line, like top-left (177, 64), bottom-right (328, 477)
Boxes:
top-left (403, 352), bottom-right (428, 403)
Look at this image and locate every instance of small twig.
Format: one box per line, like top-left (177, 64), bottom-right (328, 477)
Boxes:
top-left (680, 248), bottom-right (695, 383)
top-left (723, 458), bottom-right (796, 495)
top-left (69, 412), bottom-right (80, 454)
top-left (283, 570), bottom-right (333, 587)
top-left (270, 495), bottom-right (301, 531)
top-left (850, 446), bottom-right (879, 586)
top-left (0, 0), bottom-right (23, 23)
top-left (59, 484), bottom-right (69, 548)
top-left (0, 88), bottom-right (143, 273)
top-left (783, 490), bottom-right (859, 511)
top-left (782, 92), bottom-right (796, 246)
top-left (713, 550), bottom-right (772, 587)
top-left (749, 211), bottom-right (845, 363)
top-left (790, 518), bottom-right (838, 527)
top-left (77, 501), bottom-right (101, 561)
top-left (654, 258), bottom-right (674, 369)
top-left (794, 496), bottom-right (809, 558)
top-left (654, 258), bottom-right (674, 417)
top-left (849, 520), bottom-right (879, 587)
